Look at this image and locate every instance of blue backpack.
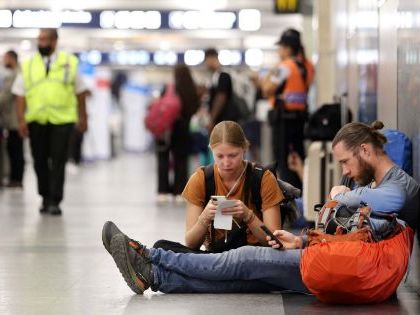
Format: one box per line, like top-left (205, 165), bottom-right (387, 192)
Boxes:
top-left (383, 129), bottom-right (413, 176)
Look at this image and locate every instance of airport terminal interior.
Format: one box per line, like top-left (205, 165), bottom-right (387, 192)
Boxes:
top-left (1, 0), bottom-right (420, 314)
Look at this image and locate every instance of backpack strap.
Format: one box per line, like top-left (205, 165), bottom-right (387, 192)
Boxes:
top-left (249, 164), bottom-right (265, 212)
top-left (202, 164), bottom-right (215, 206)
top-left (202, 164), bottom-right (216, 249)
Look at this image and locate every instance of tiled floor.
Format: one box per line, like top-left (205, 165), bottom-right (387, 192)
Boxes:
top-left (0, 153), bottom-right (419, 314)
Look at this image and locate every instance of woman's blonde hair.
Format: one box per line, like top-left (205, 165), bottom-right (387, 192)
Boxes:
top-left (209, 121), bottom-right (249, 150)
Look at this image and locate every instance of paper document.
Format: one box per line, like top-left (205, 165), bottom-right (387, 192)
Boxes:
top-left (214, 199), bottom-right (236, 230)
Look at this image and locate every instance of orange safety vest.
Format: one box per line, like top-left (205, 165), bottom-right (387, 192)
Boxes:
top-left (281, 58), bottom-right (308, 111)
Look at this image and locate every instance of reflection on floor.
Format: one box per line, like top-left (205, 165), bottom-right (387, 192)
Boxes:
top-left (0, 153), bottom-right (419, 314)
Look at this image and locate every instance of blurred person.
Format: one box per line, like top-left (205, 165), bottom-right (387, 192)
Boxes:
top-left (262, 28), bottom-right (314, 189)
top-left (156, 64), bottom-right (200, 204)
top-left (0, 50), bottom-right (24, 188)
top-left (152, 120), bottom-right (282, 253)
top-left (203, 48), bottom-right (234, 131)
top-left (68, 90), bottom-right (92, 167)
top-left (12, 28), bottom-right (88, 215)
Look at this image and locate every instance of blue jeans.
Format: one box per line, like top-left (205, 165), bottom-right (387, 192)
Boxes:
top-left (150, 246), bottom-right (309, 294)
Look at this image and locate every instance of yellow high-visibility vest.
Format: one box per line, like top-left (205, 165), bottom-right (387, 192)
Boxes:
top-left (22, 51), bottom-right (78, 124)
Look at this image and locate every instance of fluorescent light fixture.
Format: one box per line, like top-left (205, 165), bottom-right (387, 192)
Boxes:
top-left (100, 11), bottom-right (115, 28)
top-left (168, 11), bottom-right (183, 29)
top-left (0, 10), bottom-right (12, 27)
top-left (219, 50), bottom-right (242, 66)
top-left (100, 10), bottom-right (161, 29)
top-left (245, 49), bottom-right (263, 67)
top-left (144, 11), bottom-right (161, 29)
top-left (154, 51), bottom-right (177, 66)
top-left (130, 11), bottom-right (145, 29)
top-left (184, 50), bottom-right (205, 66)
top-left (87, 50), bottom-right (102, 65)
top-left (169, 11), bottom-right (236, 29)
top-left (13, 10), bottom-right (61, 28)
top-left (115, 11), bottom-right (132, 29)
top-left (60, 10), bottom-right (92, 24)
top-left (238, 9), bottom-right (261, 31)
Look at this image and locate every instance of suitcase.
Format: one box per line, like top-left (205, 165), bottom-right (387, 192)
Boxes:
top-left (303, 141), bottom-right (341, 222)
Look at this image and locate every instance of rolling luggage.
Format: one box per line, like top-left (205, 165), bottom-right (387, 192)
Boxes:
top-left (303, 141), bottom-right (341, 222)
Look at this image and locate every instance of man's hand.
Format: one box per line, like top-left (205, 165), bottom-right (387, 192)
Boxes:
top-left (76, 117), bottom-right (88, 133)
top-left (18, 120), bottom-right (29, 138)
top-left (266, 230), bottom-right (301, 250)
top-left (330, 185), bottom-right (351, 199)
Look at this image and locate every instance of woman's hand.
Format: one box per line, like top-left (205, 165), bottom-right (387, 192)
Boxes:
top-left (221, 200), bottom-right (252, 221)
top-left (199, 199), bottom-right (217, 224)
top-left (266, 230), bottom-right (301, 250)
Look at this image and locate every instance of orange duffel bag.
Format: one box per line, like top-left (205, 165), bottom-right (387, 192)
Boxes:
top-left (300, 226), bottom-right (414, 304)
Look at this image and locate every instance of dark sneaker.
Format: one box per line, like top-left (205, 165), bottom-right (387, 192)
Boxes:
top-left (110, 233), bottom-right (153, 294)
top-left (48, 205), bottom-right (62, 215)
top-left (39, 200), bottom-right (49, 214)
top-left (6, 181), bottom-right (23, 188)
top-left (102, 221), bottom-right (123, 254)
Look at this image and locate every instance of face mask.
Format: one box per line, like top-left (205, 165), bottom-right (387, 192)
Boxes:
top-left (38, 45), bottom-right (53, 56)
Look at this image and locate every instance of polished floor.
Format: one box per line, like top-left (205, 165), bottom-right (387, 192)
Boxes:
top-left (0, 153), bottom-right (419, 315)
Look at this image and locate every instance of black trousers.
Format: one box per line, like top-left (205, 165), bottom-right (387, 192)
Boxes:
top-left (157, 142), bottom-right (189, 195)
top-left (28, 122), bottom-right (74, 205)
top-left (156, 119), bottom-right (190, 195)
top-left (6, 129), bottom-right (25, 182)
top-left (271, 114), bottom-right (305, 190)
top-left (68, 127), bottom-right (84, 164)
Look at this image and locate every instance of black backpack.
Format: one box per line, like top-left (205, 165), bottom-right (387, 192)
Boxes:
top-left (305, 103), bottom-right (353, 141)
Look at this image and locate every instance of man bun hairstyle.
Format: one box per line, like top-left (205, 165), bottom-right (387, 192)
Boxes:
top-left (332, 120), bottom-right (387, 154)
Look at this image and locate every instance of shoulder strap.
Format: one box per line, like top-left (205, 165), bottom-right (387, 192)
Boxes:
top-left (293, 59), bottom-right (308, 91)
top-left (249, 164), bottom-right (265, 212)
top-left (202, 164), bottom-right (215, 206)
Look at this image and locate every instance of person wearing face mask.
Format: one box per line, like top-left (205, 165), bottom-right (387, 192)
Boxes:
top-left (0, 50), bottom-right (24, 188)
top-left (12, 28), bottom-right (88, 215)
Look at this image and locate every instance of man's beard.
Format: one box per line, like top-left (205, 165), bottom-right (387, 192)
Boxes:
top-left (355, 155), bottom-right (375, 186)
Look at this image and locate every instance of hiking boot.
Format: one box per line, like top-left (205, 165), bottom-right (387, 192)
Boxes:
top-left (102, 221), bottom-right (150, 257)
top-left (102, 221), bottom-right (124, 255)
top-left (110, 233), bottom-right (153, 294)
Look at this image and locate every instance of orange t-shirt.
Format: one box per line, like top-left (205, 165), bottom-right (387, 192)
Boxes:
top-left (181, 164), bottom-right (284, 247)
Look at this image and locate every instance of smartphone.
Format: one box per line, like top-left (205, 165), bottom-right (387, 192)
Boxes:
top-left (260, 225), bottom-right (284, 249)
top-left (211, 195), bottom-right (225, 204)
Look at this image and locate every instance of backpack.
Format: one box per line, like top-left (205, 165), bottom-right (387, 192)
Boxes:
top-left (226, 70), bottom-right (256, 113)
top-left (202, 162), bottom-right (301, 229)
top-left (383, 129), bottom-right (413, 176)
top-left (305, 103), bottom-right (353, 141)
top-left (300, 226), bottom-right (414, 304)
top-left (314, 200), bottom-right (400, 241)
top-left (219, 70), bottom-right (253, 123)
top-left (144, 84), bottom-right (181, 138)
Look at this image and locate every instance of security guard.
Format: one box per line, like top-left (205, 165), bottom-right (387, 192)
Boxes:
top-left (262, 29), bottom-right (314, 189)
top-left (13, 28), bottom-right (88, 215)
